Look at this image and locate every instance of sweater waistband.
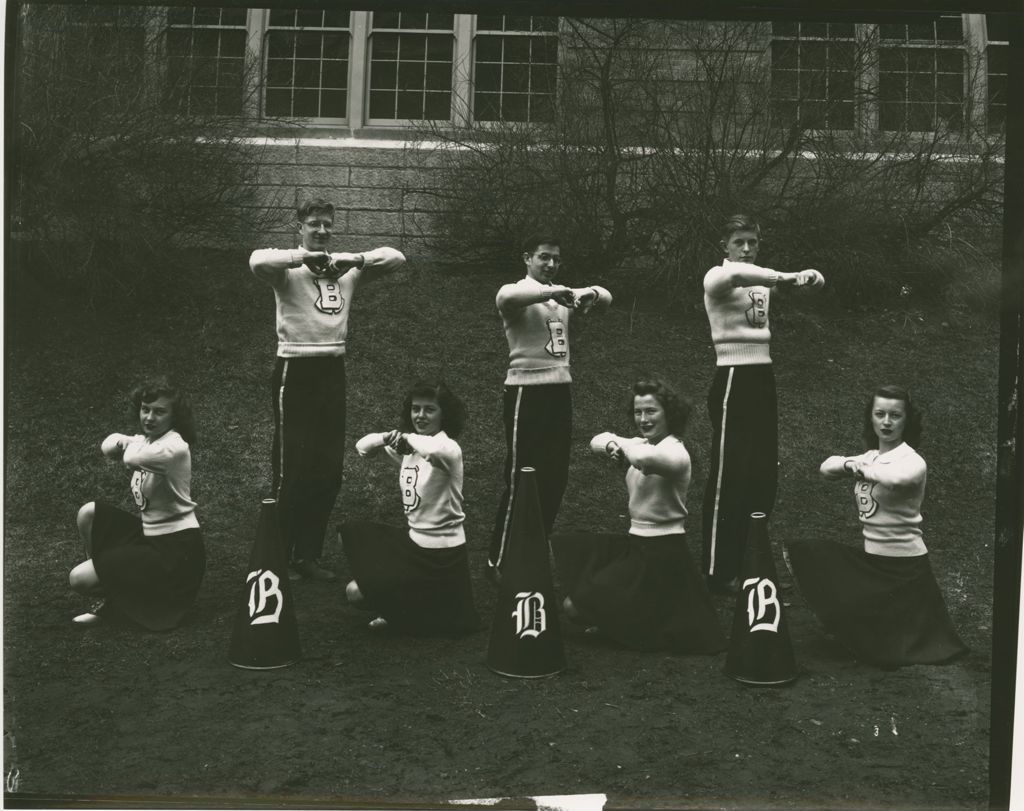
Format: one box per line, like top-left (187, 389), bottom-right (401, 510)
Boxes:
top-left (505, 366), bottom-right (572, 386)
top-left (629, 518), bottom-right (687, 537)
top-left (278, 341), bottom-right (347, 358)
top-left (714, 342), bottom-right (772, 366)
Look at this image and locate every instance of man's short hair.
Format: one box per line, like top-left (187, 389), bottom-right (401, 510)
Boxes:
top-left (720, 213), bottom-right (760, 242)
top-left (522, 233), bottom-right (561, 255)
top-left (297, 198), bottom-right (335, 222)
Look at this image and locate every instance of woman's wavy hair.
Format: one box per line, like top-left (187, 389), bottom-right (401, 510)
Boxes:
top-left (862, 384), bottom-right (922, 450)
top-left (400, 380), bottom-right (468, 439)
top-left (130, 377), bottom-right (196, 445)
top-left (627, 378), bottom-right (692, 438)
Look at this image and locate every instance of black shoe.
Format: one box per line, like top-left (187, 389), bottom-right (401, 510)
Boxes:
top-left (291, 559), bottom-right (337, 582)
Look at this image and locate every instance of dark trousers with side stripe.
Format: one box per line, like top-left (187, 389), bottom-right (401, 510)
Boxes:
top-left (489, 383), bottom-right (573, 571)
top-left (271, 355), bottom-right (346, 564)
top-left (701, 364), bottom-right (777, 588)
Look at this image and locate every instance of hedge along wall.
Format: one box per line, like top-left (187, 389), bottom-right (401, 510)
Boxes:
top-left (242, 138), bottom-right (449, 264)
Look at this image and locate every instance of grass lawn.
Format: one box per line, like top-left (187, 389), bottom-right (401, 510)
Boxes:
top-left (3, 247), bottom-right (999, 808)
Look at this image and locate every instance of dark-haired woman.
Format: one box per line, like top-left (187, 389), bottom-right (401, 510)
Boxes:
top-left (68, 378), bottom-right (206, 630)
top-left (341, 381), bottom-right (481, 636)
top-left (786, 385), bottom-right (968, 667)
top-left (552, 380), bottom-right (726, 654)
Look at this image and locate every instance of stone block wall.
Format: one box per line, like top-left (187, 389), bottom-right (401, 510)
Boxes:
top-left (246, 138), bottom-right (446, 265)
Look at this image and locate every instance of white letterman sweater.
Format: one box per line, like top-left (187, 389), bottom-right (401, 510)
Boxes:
top-left (101, 430), bottom-right (199, 536)
top-left (498, 276), bottom-right (574, 386)
top-left (590, 432), bottom-right (691, 537)
top-left (820, 442), bottom-right (928, 556)
top-left (703, 259), bottom-right (775, 366)
top-left (249, 246), bottom-right (406, 357)
top-left (355, 430), bottom-right (466, 548)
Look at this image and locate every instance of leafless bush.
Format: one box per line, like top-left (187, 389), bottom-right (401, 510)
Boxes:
top-left (12, 5), bottom-right (288, 295)
top-left (410, 18), bottom-right (1003, 307)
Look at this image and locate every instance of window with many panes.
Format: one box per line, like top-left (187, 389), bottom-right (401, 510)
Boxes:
top-left (166, 6), bottom-right (248, 116)
top-left (877, 17), bottom-right (966, 132)
top-left (769, 22), bottom-right (856, 129)
top-left (473, 15), bottom-right (558, 123)
top-left (985, 14), bottom-right (1010, 134)
top-left (367, 11), bottom-right (455, 122)
top-left (264, 8), bottom-right (351, 119)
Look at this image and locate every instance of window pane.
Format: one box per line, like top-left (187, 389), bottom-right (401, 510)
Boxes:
top-left (936, 50), bottom-right (963, 73)
top-left (475, 62), bottom-right (501, 91)
top-left (506, 16), bottom-right (532, 31)
top-left (427, 35), bottom-right (454, 61)
top-left (908, 73), bottom-right (934, 101)
top-left (879, 75), bottom-right (906, 102)
top-left (294, 60), bottom-right (320, 88)
top-left (426, 13), bottom-right (453, 30)
top-left (772, 21), bottom-right (798, 37)
top-left (474, 91), bottom-right (501, 120)
top-left (402, 35), bottom-right (427, 61)
top-left (773, 69), bottom-right (797, 98)
top-left (425, 62), bottom-right (450, 91)
top-left (532, 93), bottom-right (554, 121)
top-left (398, 61), bottom-right (424, 91)
top-left (935, 16), bottom-right (963, 41)
top-left (369, 90), bottom-right (395, 118)
top-left (936, 73), bottom-right (962, 101)
top-left (504, 37), bottom-right (531, 63)
top-left (373, 33), bottom-right (399, 60)
top-left (323, 10), bottom-right (350, 28)
top-left (397, 90), bottom-right (423, 117)
top-left (477, 15), bottom-right (503, 32)
top-left (833, 101), bottom-right (854, 129)
top-left (296, 9), bottom-right (324, 27)
top-left (802, 42), bottom-right (827, 70)
top-left (402, 12), bottom-right (427, 29)
top-left (504, 64), bottom-right (529, 92)
top-left (879, 49), bottom-right (905, 72)
top-left (374, 11), bottom-right (400, 28)
top-left (322, 60), bottom-right (347, 88)
top-left (293, 89), bottom-right (319, 117)
top-left (879, 101), bottom-right (904, 129)
top-left (880, 23), bottom-right (905, 41)
top-left (424, 91), bottom-right (451, 119)
top-left (907, 22), bottom-right (934, 41)
top-left (531, 64), bottom-right (556, 94)
top-left (907, 103), bottom-right (933, 131)
top-left (907, 49), bottom-right (934, 73)
top-left (772, 41), bottom-right (797, 70)
top-left (320, 89), bottom-right (346, 116)
top-left (503, 93), bottom-right (528, 121)
top-left (370, 61), bottom-right (397, 90)
top-left (476, 37), bottom-right (503, 62)
top-left (802, 22), bottom-right (827, 38)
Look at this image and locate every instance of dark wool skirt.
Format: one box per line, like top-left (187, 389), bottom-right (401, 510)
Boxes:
top-left (786, 540), bottom-right (968, 667)
top-left (552, 531), bottom-right (726, 654)
top-left (90, 502), bottom-right (206, 631)
top-left (340, 520), bottom-right (482, 637)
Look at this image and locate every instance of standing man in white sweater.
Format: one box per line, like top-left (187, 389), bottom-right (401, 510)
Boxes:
top-left (701, 213), bottom-right (824, 594)
top-left (249, 198), bottom-right (406, 581)
top-left (487, 234), bottom-right (612, 585)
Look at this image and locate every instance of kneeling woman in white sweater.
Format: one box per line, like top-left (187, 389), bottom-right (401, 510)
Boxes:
top-left (786, 384), bottom-right (968, 667)
top-left (552, 379), bottom-right (725, 654)
top-left (341, 380), bottom-right (481, 636)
